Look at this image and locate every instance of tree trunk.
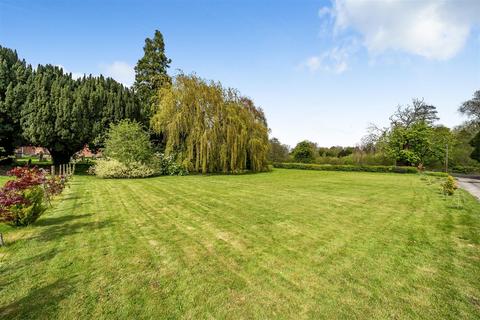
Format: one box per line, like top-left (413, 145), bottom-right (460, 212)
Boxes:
top-left (49, 149), bottom-right (73, 165)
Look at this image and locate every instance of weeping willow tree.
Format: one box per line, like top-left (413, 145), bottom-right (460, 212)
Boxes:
top-left (151, 74), bottom-right (269, 173)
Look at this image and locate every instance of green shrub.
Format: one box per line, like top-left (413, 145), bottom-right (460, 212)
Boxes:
top-left (442, 175), bottom-right (458, 196)
top-left (315, 152), bottom-right (393, 166)
top-left (104, 120), bottom-right (154, 165)
top-left (451, 165), bottom-right (480, 174)
top-left (92, 159), bottom-right (156, 178)
top-left (9, 186), bottom-right (47, 226)
top-left (157, 153), bottom-right (188, 176)
top-left (273, 162), bottom-right (418, 174)
top-left (291, 141), bottom-right (316, 163)
top-left (8, 186), bottom-right (47, 226)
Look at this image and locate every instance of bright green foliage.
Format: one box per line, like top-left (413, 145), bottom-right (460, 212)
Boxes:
top-left (384, 123), bottom-right (454, 167)
top-left (9, 186), bottom-right (46, 226)
top-left (134, 30), bottom-right (171, 120)
top-left (268, 137), bottom-right (289, 163)
top-left (95, 120), bottom-right (156, 178)
top-left (104, 120), bottom-right (153, 165)
top-left (291, 140), bottom-right (316, 163)
top-left (95, 121), bottom-right (187, 178)
top-left (442, 175), bottom-right (458, 196)
top-left (151, 74), bottom-right (269, 173)
top-left (93, 159), bottom-right (156, 179)
top-left (385, 122), bottom-right (433, 166)
top-left (1, 170), bottom-right (479, 318)
top-left (157, 153), bottom-right (188, 176)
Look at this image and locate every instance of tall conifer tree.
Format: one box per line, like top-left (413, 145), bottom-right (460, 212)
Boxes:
top-left (134, 30), bottom-right (171, 120)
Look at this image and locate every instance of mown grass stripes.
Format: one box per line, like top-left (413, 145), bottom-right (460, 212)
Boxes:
top-left (0, 169), bottom-right (479, 319)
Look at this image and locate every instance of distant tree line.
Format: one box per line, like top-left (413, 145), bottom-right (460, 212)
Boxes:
top-left (269, 95), bottom-right (480, 172)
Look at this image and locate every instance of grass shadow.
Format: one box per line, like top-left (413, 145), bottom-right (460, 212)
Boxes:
top-left (32, 220), bottom-right (114, 243)
top-left (0, 277), bottom-right (77, 319)
top-left (0, 248), bottom-right (60, 281)
top-left (35, 214), bottom-right (93, 227)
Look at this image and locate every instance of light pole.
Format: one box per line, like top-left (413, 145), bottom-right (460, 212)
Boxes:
top-left (445, 143), bottom-right (449, 173)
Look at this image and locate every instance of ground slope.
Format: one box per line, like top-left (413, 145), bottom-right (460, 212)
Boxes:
top-left (0, 169), bottom-right (479, 319)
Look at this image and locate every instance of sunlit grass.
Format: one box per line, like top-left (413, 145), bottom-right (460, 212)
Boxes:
top-left (0, 169), bottom-right (479, 319)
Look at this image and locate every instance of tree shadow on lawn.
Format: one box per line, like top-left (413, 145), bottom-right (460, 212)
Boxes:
top-left (0, 248), bottom-right (60, 285)
top-left (31, 219), bottom-right (114, 243)
top-left (35, 213), bottom-right (93, 227)
top-left (0, 277), bottom-right (78, 319)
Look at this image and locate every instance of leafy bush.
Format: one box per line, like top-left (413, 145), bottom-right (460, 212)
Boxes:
top-left (92, 159), bottom-right (156, 179)
top-left (94, 121), bottom-right (188, 178)
top-left (451, 165), bottom-right (480, 174)
top-left (273, 162), bottom-right (418, 174)
top-left (0, 167), bottom-right (67, 226)
top-left (157, 153), bottom-right (188, 176)
top-left (442, 176), bottom-right (458, 195)
top-left (7, 186), bottom-right (47, 226)
top-left (291, 140), bottom-right (316, 163)
top-left (104, 120), bottom-right (154, 165)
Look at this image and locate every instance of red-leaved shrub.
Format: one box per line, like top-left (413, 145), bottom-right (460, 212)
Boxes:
top-left (0, 167), bottom-right (67, 226)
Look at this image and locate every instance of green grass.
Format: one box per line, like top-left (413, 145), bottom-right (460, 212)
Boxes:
top-left (0, 169), bottom-right (479, 319)
top-left (14, 157), bottom-right (52, 166)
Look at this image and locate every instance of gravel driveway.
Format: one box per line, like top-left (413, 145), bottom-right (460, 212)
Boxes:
top-left (457, 177), bottom-right (480, 201)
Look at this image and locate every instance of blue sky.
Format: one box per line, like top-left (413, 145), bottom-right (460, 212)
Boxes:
top-left (1, 0), bottom-right (479, 147)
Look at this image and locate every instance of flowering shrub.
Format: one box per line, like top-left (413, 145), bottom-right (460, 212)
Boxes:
top-left (156, 153), bottom-right (188, 176)
top-left (0, 167), bottom-right (67, 226)
top-left (91, 154), bottom-right (188, 178)
top-left (92, 159), bottom-right (156, 178)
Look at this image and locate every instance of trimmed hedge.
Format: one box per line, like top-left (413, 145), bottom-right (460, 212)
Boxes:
top-left (451, 165), bottom-right (480, 174)
top-left (423, 171), bottom-right (449, 178)
top-left (273, 162), bottom-right (418, 174)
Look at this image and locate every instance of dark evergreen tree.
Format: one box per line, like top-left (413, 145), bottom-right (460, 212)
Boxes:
top-left (0, 46), bottom-right (31, 162)
top-left (0, 45), bottom-right (143, 164)
top-left (470, 131), bottom-right (480, 162)
top-left (134, 30), bottom-right (171, 120)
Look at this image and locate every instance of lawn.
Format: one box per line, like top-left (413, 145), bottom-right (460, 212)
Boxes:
top-left (0, 169), bottom-right (479, 319)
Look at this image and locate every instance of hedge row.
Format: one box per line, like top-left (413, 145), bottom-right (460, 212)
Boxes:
top-left (450, 165), bottom-right (480, 174)
top-left (273, 162), bottom-right (418, 174)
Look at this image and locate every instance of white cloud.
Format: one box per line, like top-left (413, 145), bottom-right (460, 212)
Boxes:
top-left (55, 64), bottom-right (84, 79)
top-left (322, 0), bottom-right (480, 60)
top-left (100, 61), bottom-right (135, 87)
top-left (302, 42), bottom-right (356, 74)
top-left (305, 56), bottom-right (321, 72)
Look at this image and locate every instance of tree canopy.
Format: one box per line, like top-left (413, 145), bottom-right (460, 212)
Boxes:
top-left (134, 30), bottom-right (171, 120)
top-left (459, 90), bottom-right (480, 123)
top-left (151, 74), bottom-right (269, 173)
top-left (389, 98), bottom-right (439, 127)
top-left (0, 47), bottom-right (31, 161)
top-left (268, 137), bottom-right (290, 163)
top-left (104, 120), bottom-right (153, 165)
top-left (292, 140), bottom-right (316, 163)
top-left (21, 66), bottom-right (141, 164)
